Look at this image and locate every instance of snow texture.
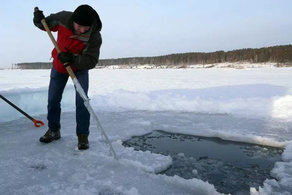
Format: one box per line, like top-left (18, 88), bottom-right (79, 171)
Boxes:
top-left (0, 67), bottom-right (292, 194)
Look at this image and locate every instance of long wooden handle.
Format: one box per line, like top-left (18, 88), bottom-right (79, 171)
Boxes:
top-left (35, 7), bottom-right (76, 79)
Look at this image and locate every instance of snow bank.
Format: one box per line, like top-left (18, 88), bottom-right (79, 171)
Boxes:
top-left (2, 68), bottom-right (292, 122)
top-left (88, 84), bottom-right (292, 120)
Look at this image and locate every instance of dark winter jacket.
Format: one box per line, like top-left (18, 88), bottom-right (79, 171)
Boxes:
top-left (34, 11), bottom-right (102, 74)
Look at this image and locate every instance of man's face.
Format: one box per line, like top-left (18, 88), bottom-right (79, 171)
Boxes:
top-left (73, 22), bottom-right (90, 35)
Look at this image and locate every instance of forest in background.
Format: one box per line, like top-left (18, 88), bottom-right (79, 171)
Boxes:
top-left (16, 45), bottom-right (292, 69)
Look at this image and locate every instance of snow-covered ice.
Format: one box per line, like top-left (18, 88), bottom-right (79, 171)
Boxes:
top-left (0, 67), bottom-right (292, 194)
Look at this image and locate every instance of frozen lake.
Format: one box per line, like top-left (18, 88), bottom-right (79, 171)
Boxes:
top-left (0, 68), bottom-right (292, 194)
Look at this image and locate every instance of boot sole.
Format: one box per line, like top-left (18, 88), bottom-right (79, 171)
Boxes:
top-left (78, 144), bottom-right (89, 150)
top-left (39, 136), bottom-right (61, 143)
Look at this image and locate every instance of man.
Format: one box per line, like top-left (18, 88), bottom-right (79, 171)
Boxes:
top-left (33, 5), bottom-right (102, 150)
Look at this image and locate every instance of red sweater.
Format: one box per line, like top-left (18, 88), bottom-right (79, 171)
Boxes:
top-left (34, 11), bottom-right (102, 74)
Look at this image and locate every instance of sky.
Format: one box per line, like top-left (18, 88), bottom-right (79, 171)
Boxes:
top-left (0, 0), bottom-right (291, 68)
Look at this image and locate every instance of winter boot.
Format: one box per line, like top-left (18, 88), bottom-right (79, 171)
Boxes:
top-left (39, 129), bottom-right (61, 143)
top-left (78, 135), bottom-right (89, 150)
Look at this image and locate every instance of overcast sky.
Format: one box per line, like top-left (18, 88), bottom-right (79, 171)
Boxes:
top-left (0, 0), bottom-right (291, 68)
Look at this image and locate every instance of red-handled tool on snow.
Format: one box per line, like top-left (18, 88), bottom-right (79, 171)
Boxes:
top-left (35, 7), bottom-right (118, 160)
top-left (0, 94), bottom-right (44, 127)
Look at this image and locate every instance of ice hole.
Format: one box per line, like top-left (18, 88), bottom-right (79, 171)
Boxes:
top-left (123, 130), bottom-right (283, 194)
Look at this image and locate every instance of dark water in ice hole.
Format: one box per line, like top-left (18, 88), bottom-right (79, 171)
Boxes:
top-left (122, 130), bottom-right (283, 195)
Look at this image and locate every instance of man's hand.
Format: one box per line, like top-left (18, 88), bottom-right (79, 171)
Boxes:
top-left (58, 52), bottom-right (75, 64)
top-left (33, 9), bottom-right (45, 23)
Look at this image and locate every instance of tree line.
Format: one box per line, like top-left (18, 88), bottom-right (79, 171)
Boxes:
top-left (16, 62), bottom-right (52, 69)
top-left (98, 45), bottom-right (292, 66)
top-left (16, 45), bottom-right (292, 69)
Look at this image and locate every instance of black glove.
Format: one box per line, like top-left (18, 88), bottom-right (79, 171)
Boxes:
top-left (33, 9), bottom-right (45, 23)
top-left (58, 52), bottom-right (75, 65)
